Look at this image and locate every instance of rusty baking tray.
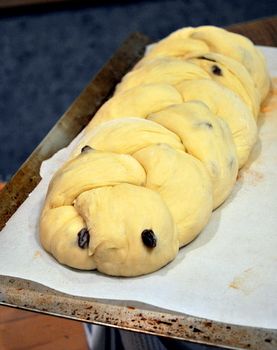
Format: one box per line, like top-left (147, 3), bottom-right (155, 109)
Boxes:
top-left (0, 32), bottom-right (276, 350)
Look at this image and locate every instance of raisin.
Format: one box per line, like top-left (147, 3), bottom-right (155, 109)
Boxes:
top-left (81, 145), bottom-right (93, 153)
top-left (77, 228), bottom-right (90, 249)
top-left (211, 65), bottom-right (222, 76)
top-left (141, 229), bottom-right (157, 248)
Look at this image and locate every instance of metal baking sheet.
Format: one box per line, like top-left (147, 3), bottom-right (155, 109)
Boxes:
top-left (0, 33), bottom-right (277, 350)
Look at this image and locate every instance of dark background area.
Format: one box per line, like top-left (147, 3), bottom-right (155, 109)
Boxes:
top-left (0, 0), bottom-right (276, 181)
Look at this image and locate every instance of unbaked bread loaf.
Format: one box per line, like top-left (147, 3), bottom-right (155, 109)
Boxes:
top-left (40, 26), bottom-right (270, 276)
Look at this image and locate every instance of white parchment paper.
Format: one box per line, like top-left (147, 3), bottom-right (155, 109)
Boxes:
top-left (1, 47), bottom-right (277, 329)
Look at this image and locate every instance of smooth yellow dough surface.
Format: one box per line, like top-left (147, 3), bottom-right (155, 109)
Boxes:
top-left (40, 206), bottom-right (96, 270)
top-left (86, 83), bottom-right (183, 132)
top-left (41, 183), bottom-right (179, 276)
top-left (148, 102), bottom-right (238, 208)
top-left (115, 57), bottom-right (210, 94)
top-left (191, 26), bottom-right (270, 101)
top-left (72, 118), bottom-right (184, 158)
top-left (187, 53), bottom-right (260, 118)
top-left (74, 184), bottom-right (179, 276)
top-left (133, 144), bottom-right (213, 247)
top-left (136, 36), bottom-right (209, 67)
top-left (43, 150), bottom-right (146, 209)
top-left (142, 26), bottom-right (270, 101)
top-left (176, 79), bottom-right (257, 167)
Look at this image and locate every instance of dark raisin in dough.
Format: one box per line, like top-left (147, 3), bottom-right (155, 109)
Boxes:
top-left (81, 145), bottom-right (93, 153)
top-left (77, 228), bottom-right (90, 248)
top-left (211, 65), bottom-right (223, 76)
top-left (141, 229), bottom-right (157, 248)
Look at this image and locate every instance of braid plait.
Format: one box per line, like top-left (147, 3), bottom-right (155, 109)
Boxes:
top-left (40, 26), bottom-right (270, 276)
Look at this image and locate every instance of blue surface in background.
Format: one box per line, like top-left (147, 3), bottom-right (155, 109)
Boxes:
top-left (0, 0), bottom-right (276, 180)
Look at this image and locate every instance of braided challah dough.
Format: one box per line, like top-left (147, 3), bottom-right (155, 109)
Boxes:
top-left (40, 26), bottom-right (270, 276)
